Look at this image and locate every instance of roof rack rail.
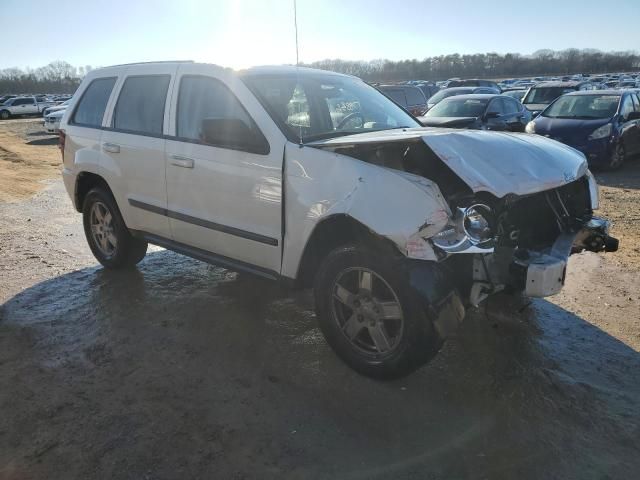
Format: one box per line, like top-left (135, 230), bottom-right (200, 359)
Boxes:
top-left (106, 60), bottom-right (194, 68)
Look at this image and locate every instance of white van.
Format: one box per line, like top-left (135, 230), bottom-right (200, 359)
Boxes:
top-left (59, 61), bottom-right (617, 379)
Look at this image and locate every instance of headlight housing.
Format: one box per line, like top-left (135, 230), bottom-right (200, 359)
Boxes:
top-left (462, 204), bottom-right (493, 243)
top-left (588, 123), bottom-right (612, 140)
top-left (525, 121), bottom-right (536, 134)
top-left (431, 203), bottom-right (495, 253)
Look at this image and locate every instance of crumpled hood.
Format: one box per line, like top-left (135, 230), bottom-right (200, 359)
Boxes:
top-left (308, 127), bottom-right (588, 198)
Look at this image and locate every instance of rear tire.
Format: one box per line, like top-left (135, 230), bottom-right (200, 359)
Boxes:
top-left (314, 245), bottom-right (443, 379)
top-left (82, 187), bottom-right (148, 269)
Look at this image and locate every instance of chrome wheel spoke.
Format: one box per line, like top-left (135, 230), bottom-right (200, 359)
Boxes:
top-left (342, 314), bottom-right (364, 340)
top-left (359, 270), bottom-right (372, 292)
top-left (106, 232), bottom-right (118, 248)
top-left (103, 211), bottom-right (113, 227)
top-left (368, 325), bottom-right (392, 353)
top-left (379, 301), bottom-right (402, 320)
top-left (334, 284), bottom-right (355, 309)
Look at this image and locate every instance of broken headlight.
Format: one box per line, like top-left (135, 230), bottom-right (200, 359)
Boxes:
top-left (462, 204), bottom-right (493, 243)
top-left (431, 203), bottom-right (495, 253)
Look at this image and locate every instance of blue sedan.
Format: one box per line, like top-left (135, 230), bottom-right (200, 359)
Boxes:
top-left (525, 90), bottom-right (640, 170)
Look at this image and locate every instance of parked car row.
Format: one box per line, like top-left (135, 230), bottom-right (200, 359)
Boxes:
top-left (0, 93), bottom-right (73, 120)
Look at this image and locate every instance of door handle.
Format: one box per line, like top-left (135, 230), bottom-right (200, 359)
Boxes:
top-left (102, 142), bottom-right (120, 153)
top-left (169, 155), bottom-right (194, 168)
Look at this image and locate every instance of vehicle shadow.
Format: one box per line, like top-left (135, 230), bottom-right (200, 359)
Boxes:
top-left (1, 249), bottom-right (639, 479)
top-left (26, 137), bottom-right (58, 146)
top-left (593, 155), bottom-right (640, 189)
top-left (27, 130), bottom-right (54, 137)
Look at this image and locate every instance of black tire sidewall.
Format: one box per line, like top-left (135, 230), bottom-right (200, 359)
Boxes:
top-left (607, 141), bottom-right (625, 170)
top-left (314, 245), bottom-right (443, 379)
top-left (82, 188), bottom-right (146, 269)
top-left (0, 110), bottom-right (9, 120)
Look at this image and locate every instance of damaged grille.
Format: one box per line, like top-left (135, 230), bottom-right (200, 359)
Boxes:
top-left (495, 177), bottom-right (592, 250)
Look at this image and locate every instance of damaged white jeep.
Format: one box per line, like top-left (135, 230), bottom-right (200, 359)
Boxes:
top-left (61, 63), bottom-right (618, 379)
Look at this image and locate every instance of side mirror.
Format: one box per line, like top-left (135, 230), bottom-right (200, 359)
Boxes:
top-left (200, 117), bottom-right (269, 154)
top-left (627, 111), bottom-right (640, 121)
top-left (484, 111), bottom-right (500, 120)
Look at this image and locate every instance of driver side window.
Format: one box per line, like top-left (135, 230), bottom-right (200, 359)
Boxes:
top-left (486, 98), bottom-right (503, 115)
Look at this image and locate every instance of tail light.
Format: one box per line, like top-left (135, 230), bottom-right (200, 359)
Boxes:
top-left (58, 129), bottom-right (66, 161)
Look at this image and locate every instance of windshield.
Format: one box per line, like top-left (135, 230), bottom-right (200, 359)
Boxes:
top-left (504, 90), bottom-right (526, 101)
top-left (427, 88), bottom-right (473, 105)
top-left (543, 95), bottom-right (620, 119)
top-left (425, 97), bottom-right (488, 117)
top-left (242, 75), bottom-right (419, 142)
top-left (523, 86), bottom-right (575, 105)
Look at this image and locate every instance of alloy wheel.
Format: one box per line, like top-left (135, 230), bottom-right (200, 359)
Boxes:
top-left (89, 201), bottom-right (117, 257)
top-left (331, 267), bottom-right (404, 356)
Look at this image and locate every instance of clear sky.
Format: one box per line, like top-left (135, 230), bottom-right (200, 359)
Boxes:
top-left (1, 0), bottom-right (639, 70)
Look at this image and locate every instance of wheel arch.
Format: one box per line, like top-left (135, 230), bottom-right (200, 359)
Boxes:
top-left (294, 213), bottom-right (402, 289)
top-left (74, 171), bottom-right (114, 213)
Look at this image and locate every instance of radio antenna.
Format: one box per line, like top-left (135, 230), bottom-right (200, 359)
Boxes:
top-left (293, 0), bottom-right (303, 146)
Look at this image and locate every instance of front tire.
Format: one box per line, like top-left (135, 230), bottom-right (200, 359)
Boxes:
top-left (0, 110), bottom-right (10, 120)
top-left (82, 187), bottom-right (148, 269)
top-left (314, 245), bottom-right (443, 379)
top-left (605, 141), bottom-right (625, 170)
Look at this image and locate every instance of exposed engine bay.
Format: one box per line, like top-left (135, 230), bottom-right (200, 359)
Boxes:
top-left (312, 137), bottom-right (619, 305)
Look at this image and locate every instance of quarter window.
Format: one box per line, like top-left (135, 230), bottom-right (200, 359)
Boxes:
top-left (73, 77), bottom-right (116, 127)
top-left (113, 75), bottom-right (170, 135)
top-left (177, 75), bottom-right (252, 141)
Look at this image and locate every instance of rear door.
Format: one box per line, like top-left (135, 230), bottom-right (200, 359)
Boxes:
top-left (165, 64), bottom-right (286, 274)
top-left (101, 64), bottom-right (176, 238)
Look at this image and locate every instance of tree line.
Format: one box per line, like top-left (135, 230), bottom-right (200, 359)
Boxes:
top-left (0, 61), bottom-right (87, 94)
top-left (306, 49), bottom-right (640, 82)
top-left (1, 49), bottom-right (639, 94)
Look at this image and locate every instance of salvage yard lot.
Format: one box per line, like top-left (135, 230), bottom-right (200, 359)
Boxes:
top-left (1, 119), bottom-right (640, 478)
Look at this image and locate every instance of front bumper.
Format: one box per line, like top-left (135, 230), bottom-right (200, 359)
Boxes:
top-left (470, 217), bottom-right (618, 303)
top-left (570, 137), bottom-right (614, 166)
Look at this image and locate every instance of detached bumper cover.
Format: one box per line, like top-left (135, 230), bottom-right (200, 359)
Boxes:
top-left (509, 216), bottom-right (618, 297)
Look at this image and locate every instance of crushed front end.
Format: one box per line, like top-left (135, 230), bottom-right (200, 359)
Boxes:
top-left (431, 171), bottom-right (618, 305)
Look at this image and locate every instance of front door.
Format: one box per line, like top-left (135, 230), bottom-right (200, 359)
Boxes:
top-left (165, 65), bottom-right (285, 274)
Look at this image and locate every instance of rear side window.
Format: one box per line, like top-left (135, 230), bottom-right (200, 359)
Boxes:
top-left (405, 87), bottom-right (425, 106)
top-left (113, 75), bottom-right (170, 135)
top-left (73, 77), bottom-right (116, 127)
top-left (383, 89), bottom-right (407, 107)
top-left (14, 98), bottom-right (35, 106)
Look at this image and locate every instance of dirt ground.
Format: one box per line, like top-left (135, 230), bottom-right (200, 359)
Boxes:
top-left (1, 119), bottom-right (639, 479)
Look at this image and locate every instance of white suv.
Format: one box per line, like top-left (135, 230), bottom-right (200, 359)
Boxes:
top-left (59, 61), bottom-right (617, 379)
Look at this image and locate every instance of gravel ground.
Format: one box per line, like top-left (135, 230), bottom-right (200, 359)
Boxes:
top-left (1, 120), bottom-right (640, 479)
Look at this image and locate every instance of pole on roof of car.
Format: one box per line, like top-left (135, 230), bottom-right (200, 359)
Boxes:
top-left (293, 0), bottom-right (303, 147)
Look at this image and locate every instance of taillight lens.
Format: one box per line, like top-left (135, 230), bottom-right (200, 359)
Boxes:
top-left (58, 129), bottom-right (65, 161)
